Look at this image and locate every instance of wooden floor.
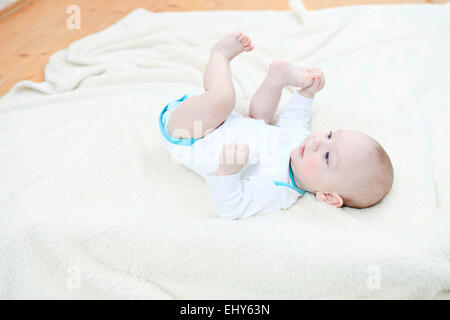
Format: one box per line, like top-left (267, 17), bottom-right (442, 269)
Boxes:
top-left (0, 0), bottom-right (446, 97)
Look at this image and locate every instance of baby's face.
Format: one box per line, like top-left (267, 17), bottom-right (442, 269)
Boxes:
top-left (290, 130), bottom-right (376, 198)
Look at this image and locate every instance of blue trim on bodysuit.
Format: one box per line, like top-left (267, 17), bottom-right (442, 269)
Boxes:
top-left (273, 161), bottom-right (307, 195)
top-left (159, 94), bottom-right (200, 146)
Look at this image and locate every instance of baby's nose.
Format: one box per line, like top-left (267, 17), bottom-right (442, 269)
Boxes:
top-left (313, 142), bottom-right (319, 152)
top-left (311, 138), bottom-right (323, 152)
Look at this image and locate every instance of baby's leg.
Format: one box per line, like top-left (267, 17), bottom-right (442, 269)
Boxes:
top-left (168, 33), bottom-right (253, 139)
top-left (249, 60), bottom-right (315, 124)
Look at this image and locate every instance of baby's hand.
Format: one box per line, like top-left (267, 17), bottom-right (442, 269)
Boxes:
top-left (215, 143), bottom-right (249, 176)
top-left (298, 68), bottom-right (325, 98)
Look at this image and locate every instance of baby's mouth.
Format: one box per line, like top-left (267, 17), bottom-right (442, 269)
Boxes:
top-left (299, 144), bottom-right (306, 158)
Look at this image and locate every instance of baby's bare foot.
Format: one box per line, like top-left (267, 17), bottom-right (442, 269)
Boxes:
top-left (212, 32), bottom-right (254, 61)
top-left (267, 60), bottom-right (315, 88)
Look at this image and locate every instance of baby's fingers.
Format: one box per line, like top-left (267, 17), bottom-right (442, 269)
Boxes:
top-left (235, 143), bottom-right (249, 165)
top-left (221, 144), bottom-right (235, 164)
top-left (312, 68), bottom-right (325, 90)
top-left (317, 73), bottom-right (325, 90)
top-left (311, 76), bottom-right (321, 90)
top-left (220, 143), bottom-right (249, 165)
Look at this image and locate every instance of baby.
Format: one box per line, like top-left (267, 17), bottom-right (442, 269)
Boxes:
top-left (159, 33), bottom-right (394, 219)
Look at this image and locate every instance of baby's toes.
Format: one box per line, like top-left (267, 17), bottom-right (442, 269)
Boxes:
top-left (312, 68), bottom-right (325, 88)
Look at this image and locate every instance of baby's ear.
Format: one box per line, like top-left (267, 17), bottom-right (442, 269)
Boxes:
top-left (316, 192), bottom-right (344, 208)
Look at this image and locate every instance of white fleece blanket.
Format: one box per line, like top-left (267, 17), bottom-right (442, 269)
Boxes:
top-left (1, 1), bottom-right (449, 299)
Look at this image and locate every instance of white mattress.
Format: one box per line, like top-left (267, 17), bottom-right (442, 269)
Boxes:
top-left (0, 1), bottom-right (449, 299)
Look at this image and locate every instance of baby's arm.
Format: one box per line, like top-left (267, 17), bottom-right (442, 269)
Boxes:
top-left (206, 143), bottom-right (288, 219)
top-left (206, 173), bottom-right (290, 219)
top-left (276, 91), bottom-right (314, 129)
top-left (277, 74), bottom-right (325, 129)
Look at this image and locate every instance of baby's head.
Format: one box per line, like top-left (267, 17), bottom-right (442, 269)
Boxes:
top-left (291, 130), bottom-right (393, 208)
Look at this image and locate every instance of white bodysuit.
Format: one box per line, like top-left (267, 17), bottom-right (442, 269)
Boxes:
top-left (160, 92), bottom-right (313, 219)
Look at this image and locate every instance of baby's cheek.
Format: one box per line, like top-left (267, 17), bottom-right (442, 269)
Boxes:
top-left (300, 157), bottom-right (319, 182)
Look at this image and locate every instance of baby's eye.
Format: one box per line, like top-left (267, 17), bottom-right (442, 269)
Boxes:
top-left (328, 130), bottom-right (333, 139)
top-left (325, 152), bottom-right (329, 165)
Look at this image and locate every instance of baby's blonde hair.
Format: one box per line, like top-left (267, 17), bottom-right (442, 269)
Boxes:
top-left (342, 140), bottom-right (394, 209)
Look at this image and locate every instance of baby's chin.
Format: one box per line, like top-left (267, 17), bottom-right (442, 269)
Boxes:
top-left (289, 145), bottom-right (301, 166)
top-left (290, 147), bottom-right (308, 189)
top-left (290, 142), bottom-right (305, 165)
